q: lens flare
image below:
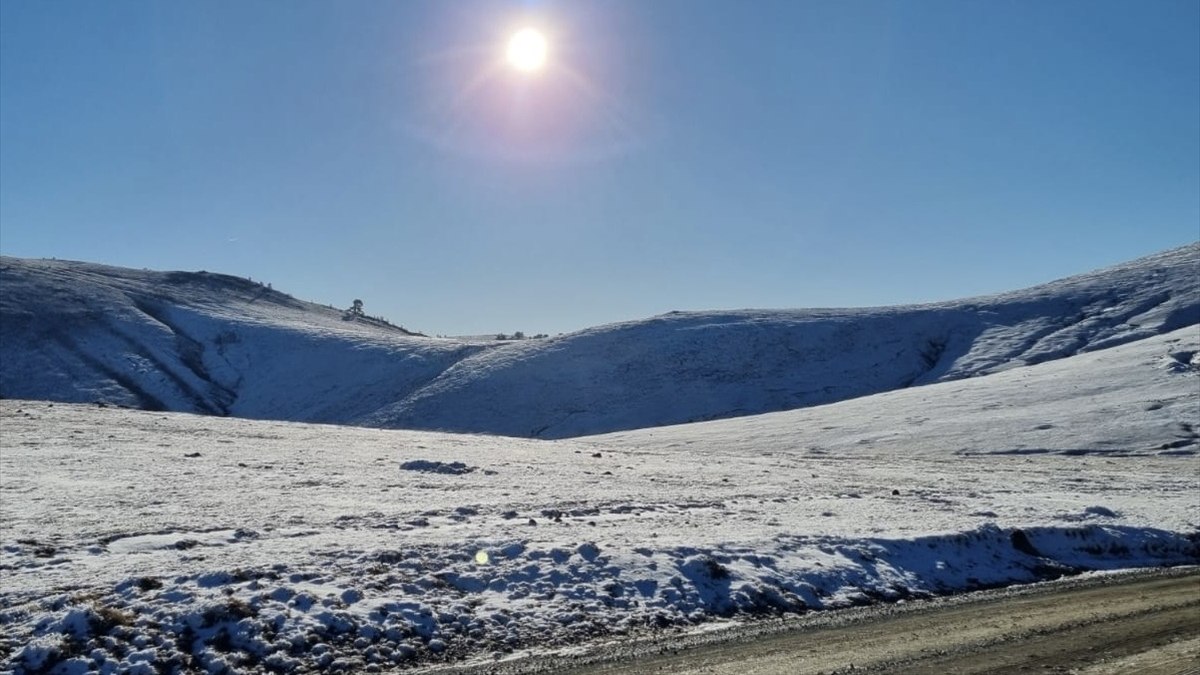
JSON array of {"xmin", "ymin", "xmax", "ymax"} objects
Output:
[
  {"xmin": 507, "ymin": 28, "xmax": 548, "ymax": 72},
  {"xmin": 397, "ymin": 17, "xmax": 644, "ymax": 163}
]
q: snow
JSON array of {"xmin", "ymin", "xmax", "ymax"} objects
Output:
[
  {"xmin": 2, "ymin": 325, "xmax": 1197, "ymax": 673},
  {"xmin": 0, "ymin": 259, "xmax": 493, "ymax": 425},
  {"xmin": 2, "ymin": 244, "xmax": 1197, "ymax": 438},
  {"xmin": 0, "ymin": 245, "xmax": 1196, "ymax": 672}
]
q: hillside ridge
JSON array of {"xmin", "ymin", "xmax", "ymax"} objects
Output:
[{"xmin": 1, "ymin": 244, "xmax": 1196, "ymax": 437}]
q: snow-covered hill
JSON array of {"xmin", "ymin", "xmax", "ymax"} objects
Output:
[
  {"xmin": 0, "ymin": 259, "xmax": 493, "ymax": 424},
  {"xmin": 2, "ymin": 244, "xmax": 1197, "ymax": 437},
  {"xmin": 370, "ymin": 245, "xmax": 1199, "ymax": 437}
]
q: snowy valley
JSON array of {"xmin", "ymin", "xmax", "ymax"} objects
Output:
[{"xmin": 0, "ymin": 245, "xmax": 1197, "ymax": 674}]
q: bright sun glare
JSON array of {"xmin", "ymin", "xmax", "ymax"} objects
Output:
[{"xmin": 507, "ymin": 28, "xmax": 548, "ymax": 72}]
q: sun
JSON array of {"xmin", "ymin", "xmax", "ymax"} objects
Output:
[{"xmin": 506, "ymin": 28, "xmax": 548, "ymax": 72}]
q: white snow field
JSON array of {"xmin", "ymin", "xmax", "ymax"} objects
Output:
[
  {"xmin": 1, "ymin": 324, "xmax": 1198, "ymax": 673},
  {"xmin": 2, "ymin": 244, "xmax": 1198, "ymax": 438}
]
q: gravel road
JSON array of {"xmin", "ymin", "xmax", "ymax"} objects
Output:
[{"xmin": 431, "ymin": 567, "xmax": 1200, "ymax": 675}]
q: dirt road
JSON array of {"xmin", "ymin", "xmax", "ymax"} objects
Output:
[{"xmin": 440, "ymin": 568, "xmax": 1200, "ymax": 675}]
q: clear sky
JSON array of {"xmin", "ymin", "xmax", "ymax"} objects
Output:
[{"xmin": 2, "ymin": 1, "xmax": 1197, "ymax": 335}]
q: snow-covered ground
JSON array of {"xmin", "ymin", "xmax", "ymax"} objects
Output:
[
  {"xmin": 3, "ymin": 244, "xmax": 1197, "ymax": 437},
  {"xmin": 2, "ymin": 326, "xmax": 1197, "ymax": 673}
]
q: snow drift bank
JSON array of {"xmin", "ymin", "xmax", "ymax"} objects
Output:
[
  {"xmin": 2, "ymin": 244, "xmax": 1197, "ymax": 437},
  {"xmin": 6, "ymin": 526, "xmax": 1195, "ymax": 674}
]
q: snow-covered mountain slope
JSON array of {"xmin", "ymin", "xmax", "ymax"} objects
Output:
[
  {"xmin": 0, "ymin": 259, "xmax": 493, "ymax": 424},
  {"xmin": 2, "ymin": 244, "xmax": 1197, "ymax": 437},
  {"xmin": 366, "ymin": 244, "xmax": 1199, "ymax": 437},
  {"xmin": 2, "ymin": 326, "xmax": 1197, "ymax": 672}
]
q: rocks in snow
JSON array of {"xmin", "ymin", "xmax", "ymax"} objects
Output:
[{"xmin": 400, "ymin": 460, "xmax": 476, "ymax": 475}]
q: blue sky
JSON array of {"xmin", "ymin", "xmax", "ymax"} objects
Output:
[{"xmin": 2, "ymin": 0, "xmax": 1197, "ymax": 335}]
